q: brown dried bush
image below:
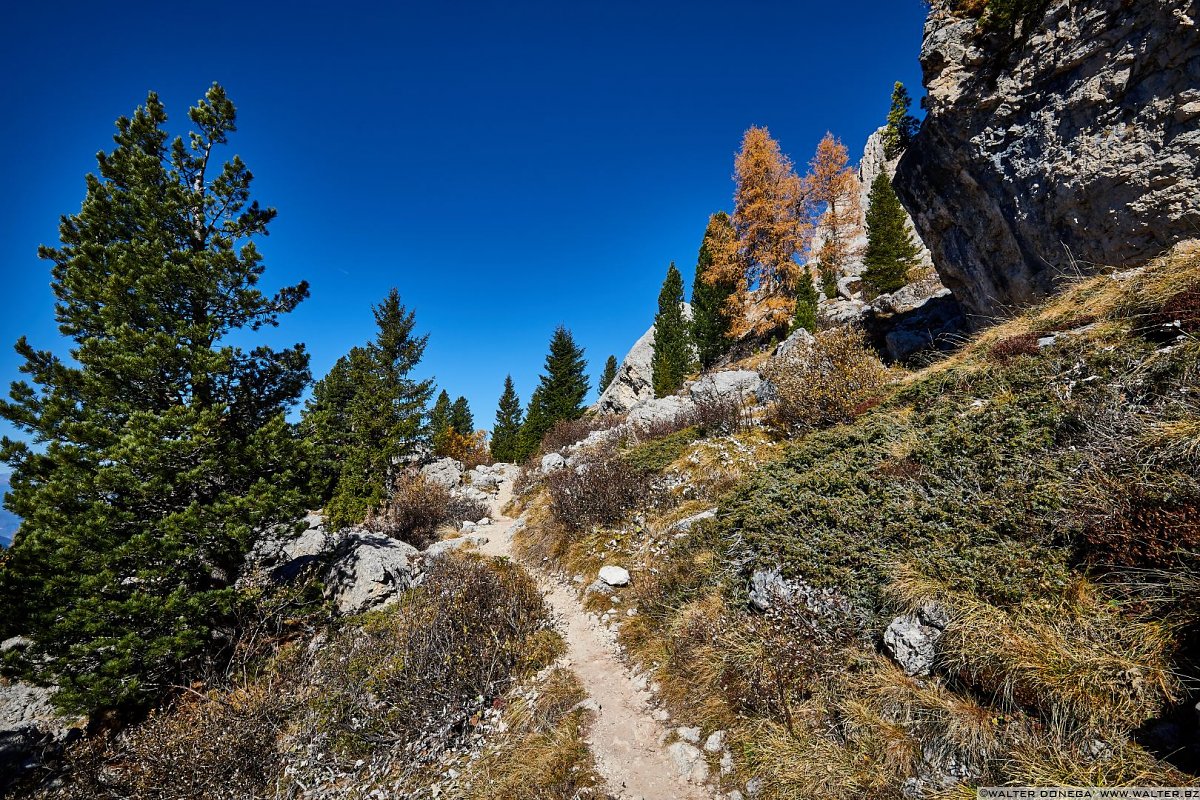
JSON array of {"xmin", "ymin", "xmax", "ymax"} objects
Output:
[
  {"xmin": 365, "ymin": 470, "xmax": 450, "ymax": 548},
  {"xmin": 763, "ymin": 327, "xmax": 891, "ymax": 432},
  {"xmin": 1153, "ymin": 286, "xmax": 1200, "ymax": 335},
  {"xmin": 313, "ymin": 555, "xmax": 550, "ymax": 754},
  {"xmin": 691, "ymin": 392, "xmax": 755, "ymax": 436},
  {"xmin": 544, "ymin": 445, "xmax": 650, "ymax": 530},
  {"xmin": 435, "ymin": 429, "xmax": 492, "ymax": 469},
  {"xmin": 538, "ymin": 414, "xmax": 623, "ymax": 455},
  {"xmin": 988, "ymin": 332, "xmax": 1041, "ymax": 361},
  {"xmin": 445, "ymin": 493, "xmax": 490, "ymax": 525}
]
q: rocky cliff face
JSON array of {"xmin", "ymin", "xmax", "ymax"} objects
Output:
[{"xmin": 896, "ymin": 0, "xmax": 1200, "ymax": 322}]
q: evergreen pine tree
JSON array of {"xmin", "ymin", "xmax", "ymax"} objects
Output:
[
  {"xmin": 517, "ymin": 327, "xmax": 587, "ymax": 455},
  {"xmin": 450, "ymin": 396, "xmax": 474, "ymax": 434},
  {"xmin": 651, "ymin": 262, "xmax": 692, "ymax": 398},
  {"xmin": 862, "ymin": 172, "xmax": 922, "ymax": 296},
  {"xmin": 793, "ymin": 268, "xmax": 820, "ymax": 333},
  {"xmin": 429, "ymin": 390, "xmax": 452, "ymax": 439},
  {"xmin": 690, "ymin": 211, "xmax": 737, "ymax": 368},
  {"xmin": 491, "ymin": 376, "xmax": 523, "ymax": 463},
  {"xmin": 598, "ymin": 355, "xmax": 618, "ymax": 395},
  {"xmin": 882, "ymin": 82, "xmax": 920, "ymax": 159},
  {"xmin": 0, "ymin": 86, "xmax": 311, "ymax": 715},
  {"xmin": 313, "ymin": 289, "xmax": 433, "ymax": 527}
]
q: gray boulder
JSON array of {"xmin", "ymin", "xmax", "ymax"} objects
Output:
[
  {"xmin": 423, "ymin": 534, "xmax": 490, "ymax": 560},
  {"xmin": 540, "ymin": 452, "xmax": 567, "ymax": 474},
  {"xmin": 665, "ymin": 508, "xmax": 717, "ymax": 536},
  {"xmin": 594, "ymin": 305, "xmax": 693, "ymax": 415},
  {"xmin": 466, "ymin": 467, "xmax": 501, "ymax": 492},
  {"xmin": 689, "ymin": 370, "xmax": 763, "ymax": 403},
  {"xmin": 882, "ymin": 610, "xmax": 945, "ymax": 677},
  {"xmin": 421, "ymin": 457, "xmax": 465, "ymax": 489},
  {"xmin": 0, "ymin": 681, "xmax": 78, "ymax": 791},
  {"xmin": 627, "ymin": 395, "xmax": 696, "ymax": 430},
  {"xmin": 748, "ymin": 568, "xmax": 793, "ymax": 612},
  {"xmin": 774, "ymin": 328, "xmax": 816, "ymax": 357},
  {"xmin": 325, "ymin": 532, "xmax": 421, "ymax": 615}
]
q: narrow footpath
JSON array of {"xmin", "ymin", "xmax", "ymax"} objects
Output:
[{"xmin": 473, "ymin": 479, "xmax": 712, "ymax": 800}]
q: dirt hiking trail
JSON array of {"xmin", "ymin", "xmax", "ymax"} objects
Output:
[{"xmin": 474, "ymin": 478, "xmax": 713, "ymax": 800}]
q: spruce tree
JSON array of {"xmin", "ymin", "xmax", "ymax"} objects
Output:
[
  {"xmin": 450, "ymin": 396, "xmax": 474, "ymax": 434},
  {"xmin": 862, "ymin": 172, "xmax": 922, "ymax": 296},
  {"xmin": 598, "ymin": 355, "xmax": 618, "ymax": 395},
  {"xmin": 312, "ymin": 289, "xmax": 433, "ymax": 527},
  {"xmin": 793, "ymin": 269, "xmax": 820, "ymax": 334},
  {"xmin": 690, "ymin": 211, "xmax": 737, "ymax": 369},
  {"xmin": 491, "ymin": 376, "xmax": 523, "ymax": 463},
  {"xmin": 518, "ymin": 327, "xmax": 587, "ymax": 455},
  {"xmin": 0, "ymin": 86, "xmax": 311, "ymax": 715},
  {"xmin": 651, "ymin": 262, "xmax": 692, "ymax": 398},
  {"xmin": 882, "ymin": 82, "xmax": 920, "ymax": 159},
  {"xmin": 429, "ymin": 390, "xmax": 452, "ymax": 439}
]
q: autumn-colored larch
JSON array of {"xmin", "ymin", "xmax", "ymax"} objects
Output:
[
  {"xmin": 711, "ymin": 126, "xmax": 810, "ymax": 337},
  {"xmin": 805, "ymin": 132, "xmax": 862, "ymax": 299}
]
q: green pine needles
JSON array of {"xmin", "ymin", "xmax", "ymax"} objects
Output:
[
  {"xmin": 862, "ymin": 172, "xmax": 922, "ymax": 296},
  {"xmin": 491, "ymin": 376, "xmax": 523, "ymax": 463},
  {"xmin": 304, "ymin": 289, "xmax": 434, "ymax": 529},
  {"xmin": 690, "ymin": 212, "xmax": 737, "ymax": 369},
  {"xmin": 517, "ymin": 326, "xmax": 588, "ymax": 459},
  {"xmin": 0, "ymin": 86, "xmax": 311, "ymax": 716},
  {"xmin": 882, "ymin": 82, "xmax": 920, "ymax": 159},
  {"xmin": 598, "ymin": 355, "xmax": 618, "ymax": 395},
  {"xmin": 793, "ymin": 269, "xmax": 820, "ymax": 333},
  {"xmin": 651, "ymin": 262, "xmax": 693, "ymax": 398}
]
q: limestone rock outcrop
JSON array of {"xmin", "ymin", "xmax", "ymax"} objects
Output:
[
  {"xmin": 896, "ymin": 0, "xmax": 1200, "ymax": 321},
  {"xmin": 594, "ymin": 305, "xmax": 692, "ymax": 415}
]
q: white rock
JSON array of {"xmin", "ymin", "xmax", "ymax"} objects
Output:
[
  {"xmin": 421, "ymin": 457, "xmax": 465, "ymax": 489},
  {"xmin": 705, "ymin": 730, "xmax": 726, "ymax": 752},
  {"xmin": 540, "ymin": 453, "xmax": 567, "ymax": 474},
  {"xmin": 668, "ymin": 741, "xmax": 709, "ymax": 783},
  {"xmin": 690, "ymin": 370, "xmax": 762, "ymax": 403},
  {"xmin": 598, "ymin": 565, "xmax": 630, "ymax": 587},
  {"xmin": 882, "ymin": 614, "xmax": 942, "ymax": 677},
  {"xmin": 677, "ymin": 726, "xmax": 701, "ymax": 744},
  {"xmin": 325, "ymin": 533, "xmax": 420, "ymax": 615}
]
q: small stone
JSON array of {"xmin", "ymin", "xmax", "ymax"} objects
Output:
[
  {"xmin": 598, "ymin": 565, "xmax": 630, "ymax": 586},
  {"xmin": 721, "ymin": 750, "xmax": 734, "ymax": 775},
  {"xmin": 705, "ymin": 730, "xmax": 726, "ymax": 752},
  {"xmin": 668, "ymin": 741, "xmax": 709, "ymax": 782},
  {"xmin": 746, "ymin": 777, "xmax": 764, "ymax": 797},
  {"xmin": 677, "ymin": 726, "xmax": 701, "ymax": 744}
]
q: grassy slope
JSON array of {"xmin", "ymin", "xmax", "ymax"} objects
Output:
[{"xmin": 520, "ymin": 243, "xmax": 1200, "ymax": 796}]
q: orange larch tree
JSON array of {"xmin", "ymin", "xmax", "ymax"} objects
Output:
[
  {"xmin": 712, "ymin": 126, "xmax": 811, "ymax": 337},
  {"xmin": 805, "ymin": 132, "xmax": 862, "ymax": 300}
]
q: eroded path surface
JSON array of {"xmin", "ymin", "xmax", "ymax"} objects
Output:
[{"xmin": 473, "ymin": 479, "xmax": 712, "ymax": 800}]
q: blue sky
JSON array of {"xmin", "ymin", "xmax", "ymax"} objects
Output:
[{"xmin": 0, "ymin": 1, "xmax": 927, "ymax": 440}]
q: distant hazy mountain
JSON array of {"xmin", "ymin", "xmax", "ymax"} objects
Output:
[{"xmin": 0, "ymin": 474, "xmax": 19, "ymax": 547}]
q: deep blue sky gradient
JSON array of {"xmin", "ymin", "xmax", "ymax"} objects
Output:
[{"xmin": 0, "ymin": 1, "xmax": 928, "ymax": 441}]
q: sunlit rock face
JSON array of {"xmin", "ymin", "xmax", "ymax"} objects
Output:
[{"xmin": 896, "ymin": 0, "xmax": 1200, "ymax": 322}]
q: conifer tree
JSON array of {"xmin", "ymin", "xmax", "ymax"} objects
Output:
[
  {"xmin": 450, "ymin": 396, "xmax": 474, "ymax": 434},
  {"xmin": 706, "ymin": 127, "xmax": 809, "ymax": 337},
  {"xmin": 804, "ymin": 133, "xmax": 861, "ymax": 300},
  {"xmin": 429, "ymin": 390, "xmax": 452, "ymax": 439},
  {"xmin": 793, "ymin": 268, "xmax": 820, "ymax": 333},
  {"xmin": 691, "ymin": 211, "xmax": 737, "ymax": 368},
  {"xmin": 491, "ymin": 376, "xmax": 523, "ymax": 462},
  {"xmin": 598, "ymin": 355, "xmax": 618, "ymax": 395},
  {"xmin": 862, "ymin": 172, "xmax": 922, "ymax": 296},
  {"xmin": 310, "ymin": 289, "xmax": 433, "ymax": 527},
  {"xmin": 0, "ymin": 86, "xmax": 311, "ymax": 715},
  {"xmin": 517, "ymin": 327, "xmax": 587, "ymax": 456},
  {"xmin": 882, "ymin": 82, "xmax": 920, "ymax": 159},
  {"xmin": 651, "ymin": 262, "xmax": 692, "ymax": 398}
]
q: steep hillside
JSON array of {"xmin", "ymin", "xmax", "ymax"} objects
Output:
[
  {"xmin": 510, "ymin": 242, "xmax": 1200, "ymax": 796},
  {"xmin": 897, "ymin": 0, "xmax": 1200, "ymax": 320}
]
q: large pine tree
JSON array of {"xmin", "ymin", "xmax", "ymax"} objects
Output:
[
  {"xmin": 491, "ymin": 376, "xmax": 523, "ymax": 463},
  {"xmin": 517, "ymin": 327, "xmax": 587, "ymax": 457},
  {"xmin": 0, "ymin": 86, "xmax": 311, "ymax": 715},
  {"xmin": 862, "ymin": 172, "xmax": 921, "ymax": 296},
  {"xmin": 597, "ymin": 355, "xmax": 618, "ymax": 395},
  {"xmin": 306, "ymin": 289, "xmax": 433, "ymax": 527},
  {"xmin": 450, "ymin": 396, "xmax": 474, "ymax": 434},
  {"xmin": 691, "ymin": 212, "xmax": 737, "ymax": 369},
  {"xmin": 429, "ymin": 390, "xmax": 452, "ymax": 440},
  {"xmin": 651, "ymin": 263, "xmax": 692, "ymax": 398}
]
